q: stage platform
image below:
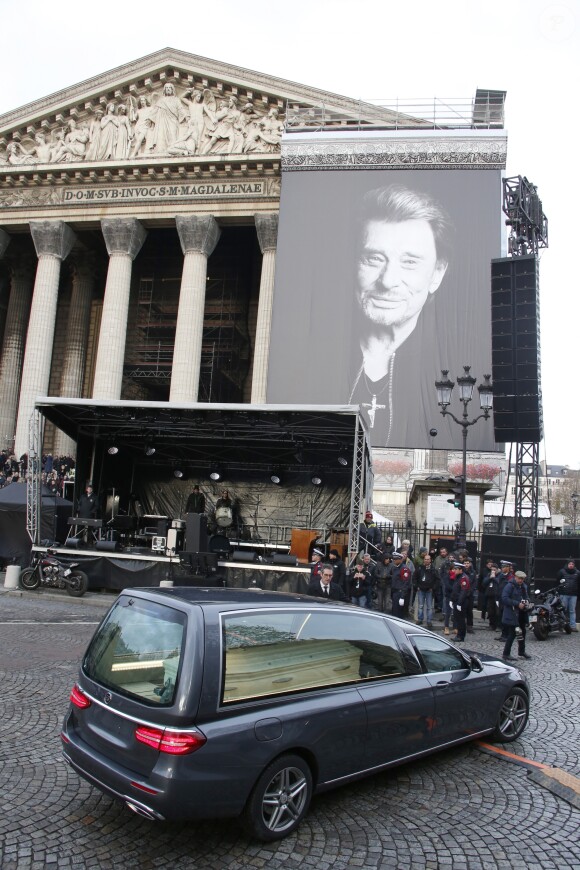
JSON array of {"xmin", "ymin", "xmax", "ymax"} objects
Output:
[{"xmin": 32, "ymin": 545, "xmax": 311, "ymax": 593}]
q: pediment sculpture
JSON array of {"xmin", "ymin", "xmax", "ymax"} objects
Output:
[{"xmin": 0, "ymin": 82, "xmax": 285, "ymax": 167}]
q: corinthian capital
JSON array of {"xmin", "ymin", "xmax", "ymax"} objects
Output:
[
  {"xmin": 255, "ymin": 213, "xmax": 278, "ymax": 253},
  {"xmin": 30, "ymin": 220, "xmax": 76, "ymax": 260},
  {"xmin": 175, "ymin": 215, "xmax": 221, "ymax": 257},
  {"xmin": 101, "ymin": 218, "xmax": 147, "ymax": 259}
]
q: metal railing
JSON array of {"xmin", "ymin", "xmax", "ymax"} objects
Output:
[{"xmin": 285, "ymin": 93, "xmax": 505, "ymax": 133}]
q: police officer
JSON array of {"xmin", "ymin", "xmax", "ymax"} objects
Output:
[{"xmin": 450, "ymin": 561, "xmax": 470, "ymax": 643}]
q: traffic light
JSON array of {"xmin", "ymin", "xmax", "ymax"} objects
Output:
[{"xmin": 447, "ymin": 477, "xmax": 463, "ymax": 509}]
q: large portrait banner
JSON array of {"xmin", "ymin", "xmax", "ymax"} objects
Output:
[{"xmin": 267, "ymin": 166, "xmax": 503, "ymax": 451}]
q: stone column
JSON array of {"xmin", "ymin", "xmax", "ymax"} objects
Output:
[
  {"xmin": 169, "ymin": 215, "xmax": 221, "ymax": 402},
  {"xmin": 13, "ymin": 221, "xmax": 76, "ymax": 458},
  {"xmin": 92, "ymin": 218, "xmax": 146, "ymax": 400},
  {"xmin": 251, "ymin": 214, "xmax": 278, "ymax": 404},
  {"xmin": 53, "ymin": 257, "xmax": 96, "ymax": 458},
  {"xmin": 0, "ymin": 229, "xmax": 9, "ymax": 261},
  {"xmin": 0, "ymin": 229, "xmax": 11, "ymax": 359},
  {"xmin": 0, "ymin": 261, "xmax": 34, "ymax": 450}
]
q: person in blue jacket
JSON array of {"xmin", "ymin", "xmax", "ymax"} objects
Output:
[{"xmin": 501, "ymin": 570, "xmax": 532, "ymax": 661}]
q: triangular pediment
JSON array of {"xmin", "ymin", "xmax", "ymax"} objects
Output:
[{"xmin": 0, "ymin": 48, "xmax": 403, "ymax": 170}]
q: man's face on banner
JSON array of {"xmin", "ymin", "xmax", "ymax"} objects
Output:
[{"xmin": 356, "ymin": 218, "xmax": 448, "ymax": 329}]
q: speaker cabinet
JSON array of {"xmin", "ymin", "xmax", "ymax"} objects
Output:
[
  {"xmin": 491, "ymin": 256, "xmax": 543, "ymax": 443},
  {"xmin": 95, "ymin": 540, "xmax": 120, "ymax": 552},
  {"xmin": 271, "ymin": 553, "xmax": 298, "ymax": 566},
  {"xmin": 184, "ymin": 513, "xmax": 208, "ymax": 553},
  {"xmin": 231, "ymin": 550, "xmax": 257, "ymax": 563},
  {"xmin": 65, "ymin": 537, "xmax": 83, "ymax": 549},
  {"xmin": 480, "ymin": 533, "xmax": 529, "ymax": 568}
]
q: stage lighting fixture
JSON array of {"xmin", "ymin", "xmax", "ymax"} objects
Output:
[
  {"xmin": 209, "ymin": 467, "xmax": 222, "ymax": 481},
  {"xmin": 270, "ymin": 470, "xmax": 282, "ymax": 485},
  {"xmin": 107, "ymin": 445, "xmax": 119, "ymax": 455},
  {"xmin": 311, "ymin": 472, "xmax": 323, "ymax": 486},
  {"xmin": 173, "ymin": 467, "xmax": 184, "ymax": 479},
  {"xmin": 144, "ymin": 444, "xmax": 156, "ymax": 456},
  {"xmin": 337, "ymin": 452, "xmax": 349, "ymax": 467}
]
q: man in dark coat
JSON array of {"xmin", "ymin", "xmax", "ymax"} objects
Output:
[
  {"xmin": 412, "ymin": 553, "xmax": 440, "ymax": 629},
  {"xmin": 307, "ymin": 564, "xmax": 346, "ymax": 600},
  {"xmin": 185, "ymin": 485, "xmax": 206, "ymax": 514},
  {"xmin": 328, "ymin": 548, "xmax": 347, "ymax": 596},
  {"xmin": 556, "ymin": 560, "xmax": 579, "ymax": 631},
  {"xmin": 77, "ymin": 483, "xmax": 99, "ymax": 518},
  {"xmin": 497, "ymin": 560, "xmax": 515, "ymax": 642},
  {"xmin": 373, "ymin": 554, "xmax": 393, "ymax": 613},
  {"xmin": 501, "ymin": 570, "xmax": 532, "ymax": 661},
  {"xmin": 359, "ymin": 511, "xmax": 381, "ymax": 554}
]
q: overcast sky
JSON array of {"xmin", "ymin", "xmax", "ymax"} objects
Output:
[{"xmin": 1, "ymin": 0, "xmax": 577, "ymax": 467}]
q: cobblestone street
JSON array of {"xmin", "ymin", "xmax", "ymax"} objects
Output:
[{"xmin": 1, "ymin": 586, "xmax": 579, "ymax": 870}]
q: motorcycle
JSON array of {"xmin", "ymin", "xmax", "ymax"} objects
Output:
[
  {"xmin": 19, "ymin": 548, "xmax": 89, "ymax": 597},
  {"xmin": 529, "ymin": 579, "xmax": 572, "ymax": 640}
]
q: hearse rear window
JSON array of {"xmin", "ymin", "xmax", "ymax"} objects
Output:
[
  {"xmin": 221, "ymin": 609, "xmax": 406, "ymax": 703},
  {"xmin": 83, "ymin": 597, "xmax": 186, "ymax": 705}
]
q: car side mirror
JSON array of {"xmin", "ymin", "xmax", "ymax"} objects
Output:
[{"xmin": 469, "ymin": 654, "xmax": 483, "ymax": 673}]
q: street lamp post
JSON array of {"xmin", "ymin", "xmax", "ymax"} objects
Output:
[
  {"xmin": 435, "ymin": 366, "xmax": 493, "ymax": 548},
  {"xmin": 572, "ymin": 492, "xmax": 579, "ymax": 532}
]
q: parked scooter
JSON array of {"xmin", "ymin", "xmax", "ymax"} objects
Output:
[
  {"xmin": 529, "ymin": 579, "xmax": 572, "ymax": 640},
  {"xmin": 19, "ymin": 548, "xmax": 88, "ymax": 597}
]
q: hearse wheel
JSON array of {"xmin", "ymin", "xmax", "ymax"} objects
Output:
[{"xmin": 241, "ymin": 753, "xmax": 313, "ymax": 841}]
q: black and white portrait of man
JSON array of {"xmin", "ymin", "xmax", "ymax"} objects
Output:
[
  {"xmin": 267, "ymin": 168, "xmax": 502, "ymax": 451},
  {"xmin": 348, "ymin": 184, "xmax": 452, "ymax": 444}
]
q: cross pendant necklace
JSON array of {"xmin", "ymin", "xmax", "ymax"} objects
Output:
[{"xmin": 362, "ymin": 394, "xmax": 386, "ymax": 427}]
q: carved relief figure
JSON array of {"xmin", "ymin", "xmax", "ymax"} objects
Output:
[
  {"xmin": 203, "ymin": 96, "xmax": 244, "ymax": 155},
  {"xmin": 33, "ymin": 131, "xmax": 55, "ymax": 163},
  {"xmin": 52, "ymin": 119, "xmax": 89, "ymax": 163},
  {"xmin": 244, "ymin": 107, "xmax": 283, "ymax": 153},
  {"xmin": 115, "ymin": 104, "xmax": 133, "ymax": 160},
  {"xmin": 86, "ymin": 108, "xmax": 105, "ymax": 161},
  {"xmin": 167, "ymin": 90, "xmax": 201, "ymax": 156},
  {"xmin": 5, "ymin": 142, "xmax": 36, "ymax": 165},
  {"xmin": 98, "ymin": 102, "xmax": 119, "ymax": 160},
  {"xmin": 129, "ymin": 96, "xmax": 153, "ymax": 158},
  {"xmin": 148, "ymin": 82, "xmax": 188, "ymax": 154}
]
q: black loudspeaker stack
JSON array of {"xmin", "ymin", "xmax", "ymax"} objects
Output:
[
  {"xmin": 184, "ymin": 513, "xmax": 208, "ymax": 553},
  {"xmin": 491, "ymin": 255, "xmax": 543, "ymax": 443},
  {"xmin": 231, "ymin": 550, "xmax": 257, "ymax": 563},
  {"xmin": 96, "ymin": 540, "xmax": 120, "ymax": 552},
  {"xmin": 271, "ymin": 553, "xmax": 298, "ymax": 567}
]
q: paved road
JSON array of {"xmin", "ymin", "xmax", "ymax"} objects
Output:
[{"xmin": 1, "ymin": 587, "xmax": 579, "ymax": 869}]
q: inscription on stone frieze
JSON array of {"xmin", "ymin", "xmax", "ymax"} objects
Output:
[
  {"xmin": 0, "ymin": 179, "xmax": 278, "ymax": 210},
  {"xmin": 64, "ymin": 181, "xmax": 266, "ymax": 202}
]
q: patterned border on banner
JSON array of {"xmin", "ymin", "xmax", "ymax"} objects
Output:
[{"xmin": 282, "ymin": 136, "xmax": 507, "ymax": 171}]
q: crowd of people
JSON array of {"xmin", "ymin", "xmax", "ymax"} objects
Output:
[
  {"xmin": 306, "ymin": 511, "xmax": 579, "ymax": 663},
  {"xmin": 0, "ymin": 451, "xmax": 76, "ymax": 494}
]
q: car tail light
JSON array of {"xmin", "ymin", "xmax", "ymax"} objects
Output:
[
  {"xmin": 70, "ymin": 684, "xmax": 91, "ymax": 709},
  {"xmin": 134, "ymin": 725, "xmax": 206, "ymax": 755}
]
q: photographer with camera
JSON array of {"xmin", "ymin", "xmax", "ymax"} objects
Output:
[
  {"xmin": 501, "ymin": 570, "xmax": 533, "ymax": 661},
  {"xmin": 349, "ymin": 560, "xmax": 373, "ymax": 608}
]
